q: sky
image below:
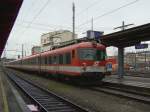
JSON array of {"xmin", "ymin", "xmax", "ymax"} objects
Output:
[{"xmin": 3, "ymin": 0, "xmax": 150, "ymax": 59}]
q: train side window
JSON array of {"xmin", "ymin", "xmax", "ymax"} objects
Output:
[
  {"xmin": 38, "ymin": 56, "xmax": 41, "ymax": 64},
  {"xmin": 48, "ymin": 56, "xmax": 52, "ymax": 64},
  {"xmin": 29, "ymin": 59, "xmax": 30, "ymax": 65},
  {"xmin": 66, "ymin": 53, "xmax": 71, "ymax": 64},
  {"xmin": 45, "ymin": 56, "xmax": 47, "ymax": 64},
  {"xmin": 59, "ymin": 54, "xmax": 63, "ymax": 64},
  {"xmin": 34, "ymin": 58, "xmax": 35, "ymax": 64},
  {"xmin": 72, "ymin": 50, "xmax": 75, "ymax": 58},
  {"xmin": 63, "ymin": 54, "xmax": 66, "ymax": 64},
  {"xmin": 56, "ymin": 55, "xmax": 59, "ymax": 64},
  {"xmin": 35, "ymin": 58, "xmax": 37, "ymax": 64},
  {"xmin": 30, "ymin": 59, "xmax": 31, "ymax": 65},
  {"xmin": 52, "ymin": 56, "xmax": 56, "ymax": 64},
  {"xmin": 30, "ymin": 59, "xmax": 31, "ymax": 64},
  {"xmin": 43, "ymin": 57, "xmax": 45, "ymax": 65},
  {"xmin": 41, "ymin": 57, "xmax": 43, "ymax": 64},
  {"xmin": 27, "ymin": 59, "xmax": 28, "ymax": 65},
  {"xmin": 33, "ymin": 58, "xmax": 36, "ymax": 65},
  {"xmin": 31, "ymin": 58, "xmax": 33, "ymax": 64},
  {"xmin": 32, "ymin": 58, "xmax": 34, "ymax": 64}
]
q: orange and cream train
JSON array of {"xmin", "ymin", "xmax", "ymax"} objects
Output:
[{"xmin": 4, "ymin": 42, "xmax": 112, "ymax": 80}]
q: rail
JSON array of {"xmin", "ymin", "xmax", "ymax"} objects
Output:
[
  {"xmin": 88, "ymin": 82, "xmax": 150, "ymax": 104},
  {"xmin": 6, "ymin": 71, "xmax": 90, "ymax": 112}
]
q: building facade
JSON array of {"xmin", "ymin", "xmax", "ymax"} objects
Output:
[
  {"xmin": 41, "ymin": 30, "xmax": 77, "ymax": 52},
  {"xmin": 31, "ymin": 46, "xmax": 41, "ymax": 55}
]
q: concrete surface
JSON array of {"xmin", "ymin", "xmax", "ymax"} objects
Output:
[{"xmin": 104, "ymin": 75, "xmax": 150, "ymax": 88}]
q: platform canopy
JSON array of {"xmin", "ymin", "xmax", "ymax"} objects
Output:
[
  {"xmin": 101, "ymin": 23, "xmax": 150, "ymax": 47},
  {"xmin": 0, "ymin": 0, "xmax": 23, "ymax": 57}
]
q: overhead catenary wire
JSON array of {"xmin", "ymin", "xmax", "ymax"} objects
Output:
[
  {"xmin": 14, "ymin": 0, "xmax": 40, "ymax": 37},
  {"xmin": 20, "ymin": 0, "xmax": 39, "ymax": 20},
  {"xmin": 63, "ymin": 0, "xmax": 104, "ymax": 24},
  {"xmin": 78, "ymin": 0, "xmax": 140, "ymax": 28},
  {"xmin": 19, "ymin": 0, "xmax": 51, "ymax": 37},
  {"xmin": 17, "ymin": 20, "xmax": 72, "ymax": 30},
  {"xmin": 76, "ymin": 0, "xmax": 104, "ymax": 16}
]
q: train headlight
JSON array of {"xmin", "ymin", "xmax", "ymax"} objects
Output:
[{"xmin": 93, "ymin": 61, "xmax": 99, "ymax": 66}]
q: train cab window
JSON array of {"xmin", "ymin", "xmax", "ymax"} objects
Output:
[
  {"xmin": 59, "ymin": 54, "xmax": 63, "ymax": 64},
  {"xmin": 72, "ymin": 50, "xmax": 75, "ymax": 58},
  {"xmin": 97, "ymin": 50, "xmax": 106, "ymax": 61},
  {"xmin": 78, "ymin": 48, "xmax": 96, "ymax": 60},
  {"xmin": 78, "ymin": 48, "xmax": 106, "ymax": 61}
]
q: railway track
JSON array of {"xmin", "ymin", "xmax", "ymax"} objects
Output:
[
  {"xmin": 89, "ymin": 82, "xmax": 150, "ymax": 104},
  {"xmin": 6, "ymin": 71, "xmax": 90, "ymax": 112}
]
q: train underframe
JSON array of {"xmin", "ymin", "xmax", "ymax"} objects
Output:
[{"xmin": 6, "ymin": 66, "xmax": 106, "ymax": 85}]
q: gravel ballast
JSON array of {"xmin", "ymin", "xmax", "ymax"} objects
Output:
[{"xmin": 9, "ymin": 69, "xmax": 150, "ymax": 112}]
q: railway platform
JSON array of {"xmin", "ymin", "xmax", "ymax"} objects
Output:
[
  {"xmin": 104, "ymin": 74, "xmax": 150, "ymax": 89},
  {"xmin": 0, "ymin": 67, "xmax": 31, "ymax": 112}
]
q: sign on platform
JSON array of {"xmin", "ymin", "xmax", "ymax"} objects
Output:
[{"xmin": 135, "ymin": 43, "xmax": 148, "ymax": 49}]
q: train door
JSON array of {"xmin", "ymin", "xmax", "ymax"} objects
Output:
[{"xmin": 71, "ymin": 50, "xmax": 75, "ymax": 65}]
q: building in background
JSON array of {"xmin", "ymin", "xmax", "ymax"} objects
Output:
[
  {"xmin": 41, "ymin": 30, "xmax": 77, "ymax": 52},
  {"xmin": 107, "ymin": 51, "xmax": 150, "ymax": 72},
  {"xmin": 31, "ymin": 46, "xmax": 41, "ymax": 55},
  {"xmin": 125, "ymin": 51, "xmax": 150, "ymax": 70}
]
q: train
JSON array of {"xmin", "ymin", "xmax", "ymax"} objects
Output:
[{"xmin": 4, "ymin": 41, "xmax": 112, "ymax": 81}]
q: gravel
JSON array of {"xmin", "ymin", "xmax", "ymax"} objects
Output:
[{"xmin": 10, "ymin": 69, "xmax": 150, "ymax": 112}]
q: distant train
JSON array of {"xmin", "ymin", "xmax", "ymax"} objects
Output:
[{"xmin": 4, "ymin": 42, "xmax": 112, "ymax": 81}]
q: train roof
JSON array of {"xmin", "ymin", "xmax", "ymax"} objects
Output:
[
  {"xmin": 41, "ymin": 41, "xmax": 105, "ymax": 56},
  {"xmin": 7, "ymin": 42, "xmax": 105, "ymax": 63}
]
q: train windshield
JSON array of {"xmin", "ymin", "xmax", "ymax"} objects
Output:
[{"xmin": 78, "ymin": 48, "xmax": 106, "ymax": 61}]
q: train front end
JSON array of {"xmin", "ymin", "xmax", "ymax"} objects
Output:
[{"xmin": 77, "ymin": 42, "xmax": 112, "ymax": 80}]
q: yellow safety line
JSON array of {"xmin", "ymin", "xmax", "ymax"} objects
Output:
[{"xmin": 0, "ymin": 71, "xmax": 9, "ymax": 112}]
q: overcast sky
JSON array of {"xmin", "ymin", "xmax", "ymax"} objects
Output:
[{"xmin": 3, "ymin": 0, "xmax": 150, "ymax": 58}]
